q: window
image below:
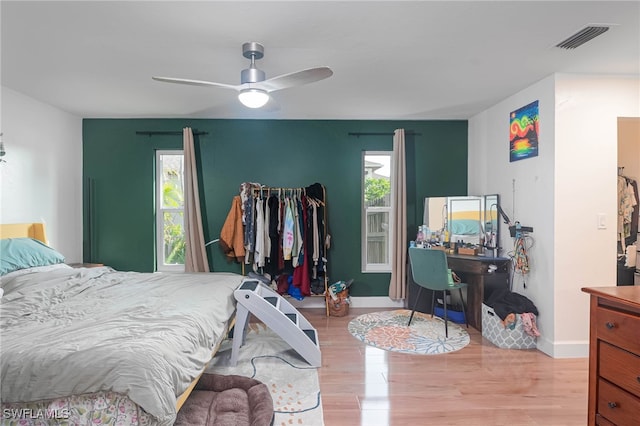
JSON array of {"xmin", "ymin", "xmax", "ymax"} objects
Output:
[
  {"xmin": 362, "ymin": 151, "xmax": 393, "ymax": 272},
  {"xmin": 156, "ymin": 150, "xmax": 185, "ymax": 272}
]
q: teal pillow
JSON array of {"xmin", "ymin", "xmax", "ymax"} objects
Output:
[{"xmin": 0, "ymin": 238, "xmax": 65, "ymax": 276}]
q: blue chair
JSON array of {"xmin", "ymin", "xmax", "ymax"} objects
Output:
[{"xmin": 408, "ymin": 247, "xmax": 469, "ymax": 338}]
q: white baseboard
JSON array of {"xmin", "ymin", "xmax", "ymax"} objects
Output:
[
  {"xmin": 536, "ymin": 337, "xmax": 589, "ymax": 358},
  {"xmin": 288, "ymin": 297, "xmax": 326, "ymax": 309},
  {"xmin": 350, "ymin": 297, "xmax": 405, "ymax": 308},
  {"xmin": 289, "ymin": 296, "xmax": 405, "ymax": 310}
]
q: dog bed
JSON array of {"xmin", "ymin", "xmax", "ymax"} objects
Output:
[{"xmin": 174, "ymin": 374, "xmax": 274, "ymax": 426}]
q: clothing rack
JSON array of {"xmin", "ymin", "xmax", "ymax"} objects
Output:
[
  {"xmin": 250, "ymin": 186, "xmax": 308, "ymax": 195},
  {"xmin": 226, "ymin": 182, "xmax": 331, "ymax": 315},
  {"xmin": 249, "ymin": 185, "xmax": 326, "ymax": 207}
]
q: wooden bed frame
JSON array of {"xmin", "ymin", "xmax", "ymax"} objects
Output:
[
  {"xmin": 0, "ymin": 222, "xmax": 230, "ymax": 413},
  {"xmin": 0, "ymin": 222, "xmax": 48, "ymax": 243}
]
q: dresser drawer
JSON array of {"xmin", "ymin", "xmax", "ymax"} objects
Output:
[
  {"xmin": 599, "ymin": 341, "xmax": 640, "ymax": 399},
  {"xmin": 595, "ymin": 306, "xmax": 640, "ymax": 355},
  {"xmin": 595, "ymin": 414, "xmax": 615, "ymax": 426},
  {"xmin": 597, "ymin": 379, "xmax": 640, "ymax": 425}
]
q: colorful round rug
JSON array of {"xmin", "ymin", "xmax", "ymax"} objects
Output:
[{"xmin": 348, "ymin": 309, "xmax": 470, "ymax": 355}]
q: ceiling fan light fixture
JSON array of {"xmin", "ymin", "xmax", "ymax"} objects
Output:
[
  {"xmin": 238, "ymin": 89, "xmax": 269, "ymax": 108},
  {"xmin": 153, "ymin": 42, "xmax": 332, "ymax": 110}
]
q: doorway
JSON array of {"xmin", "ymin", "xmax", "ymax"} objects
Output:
[{"xmin": 617, "ymin": 117, "xmax": 640, "ymax": 285}]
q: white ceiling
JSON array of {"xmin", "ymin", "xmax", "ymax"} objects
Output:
[{"xmin": 2, "ymin": 1, "xmax": 639, "ymax": 120}]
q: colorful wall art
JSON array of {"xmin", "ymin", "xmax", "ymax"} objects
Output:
[{"xmin": 510, "ymin": 100, "xmax": 539, "ymax": 162}]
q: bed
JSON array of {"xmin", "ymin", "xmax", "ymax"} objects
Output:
[{"xmin": 0, "ymin": 223, "xmax": 244, "ymax": 425}]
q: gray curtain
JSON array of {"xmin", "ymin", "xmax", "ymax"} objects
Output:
[
  {"xmin": 183, "ymin": 127, "xmax": 210, "ymax": 272},
  {"xmin": 388, "ymin": 129, "xmax": 406, "ymax": 299}
]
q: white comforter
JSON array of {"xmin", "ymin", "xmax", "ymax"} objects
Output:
[{"xmin": 0, "ymin": 265, "xmax": 243, "ymax": 425}]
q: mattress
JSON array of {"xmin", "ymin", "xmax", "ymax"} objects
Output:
[{"xmin": 0, "ymin": 264, "xmax": 244, "ymax": 425}]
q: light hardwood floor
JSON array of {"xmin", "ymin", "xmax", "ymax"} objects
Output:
[{"xmin": 299, "ymin": 307, "xmax": 588, "ymax": 426}]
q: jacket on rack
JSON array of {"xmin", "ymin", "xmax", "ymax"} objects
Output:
[{"xmin": 220, "ymin": 195, "xmax": 246, "ymax": 262}]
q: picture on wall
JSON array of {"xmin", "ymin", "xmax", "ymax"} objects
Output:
[{"xmin": 509, "ymin": 100, "xmax": 539, "ymax": 162}]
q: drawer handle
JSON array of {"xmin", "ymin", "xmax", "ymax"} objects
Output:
[
  {"xmin": 607, "ymin": 402, "xmax": 617, "ymax": 409},
  {"xmin": 637, "ymin": 376, "xmax": 640, "ymax": 384},
  {"xmin": 605, "ymin": 322, "xmax": 616, "ymax": 330}
]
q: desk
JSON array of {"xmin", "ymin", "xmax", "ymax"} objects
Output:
[{"xmin": 406, "ymin": 253, "xmax": 511, "ymax": 331}]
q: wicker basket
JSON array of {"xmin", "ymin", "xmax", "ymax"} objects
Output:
[{"xmin": 326, "ymin": 290, "xmax": 350, "ymax": 317}]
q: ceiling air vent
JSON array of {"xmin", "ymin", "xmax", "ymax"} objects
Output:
[{"xmin": 555, "ymin": 25, "xmax": 610, "ymax": 49}]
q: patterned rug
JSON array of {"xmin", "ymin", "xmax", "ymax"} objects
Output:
[
  {"xmin": 206, "ymin": 323, "xmax": 323, "ymax": 426},
  {"xmin": 348, "ymin": 309, "xmax": 470, "ymax": 355}
]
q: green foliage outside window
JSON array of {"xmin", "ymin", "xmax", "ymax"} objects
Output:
[
  {"xmin": 364, "ymin": 177, "xmax": 390, "ymax": 203},
  {"xmin": 163, "ymin": 168, "xmax": 185, "ymax": 265}
]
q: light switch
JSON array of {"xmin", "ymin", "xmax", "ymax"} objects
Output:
[{"xmin": 597, "ymin": 214, "xmax": 606, "ymax": 229}]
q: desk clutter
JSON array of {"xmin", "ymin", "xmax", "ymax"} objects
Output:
[{"xmin": 411, "ymin": 225, "xmax": 484, "ymax": 256}]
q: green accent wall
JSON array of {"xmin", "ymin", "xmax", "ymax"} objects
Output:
[{"xmin": 83, "ymin": 119, "xmax": 468, "ymax": 296}]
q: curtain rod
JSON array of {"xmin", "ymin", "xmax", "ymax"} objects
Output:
[
  {"xmin": 136, "ymin": 131, "xmax": 209, "ymax": 136},
  {"xmin": 348, "ymin": 131, "xmax": 421, "ymax": 137}
]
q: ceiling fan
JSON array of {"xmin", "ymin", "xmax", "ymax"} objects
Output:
[{"xmin": 152, "ymin": 42, "xmax": 333, "ymax": 109}]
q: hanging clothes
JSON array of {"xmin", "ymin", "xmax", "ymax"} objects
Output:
[
  {"xmin": 266, "ymin": 194, "xmax": 280, "ymax": 276},
  {"xmin": 306, "ymin": 182, "xmax": 327, "ymax": 277},
  {"xmin": 254, "ymin": 195, "xmax": 265, "ymax": 269},
  {"xmin": 242, "ymin": 190, "xmax": 256, "ymax": 264},
  {"xmin": 618, "ymin": 175, "xmax": 638, "ymax": 244},
  {"xmin": 311, "ymin": 200, "xmax": 320, "ymax": 269},
  {"xmin": 263, "ymin": 196, "xmax": 271, "ymax": 265},
  {"xmin": 292, "ymin": 194, "xmax": 311, "ymax": 296},
  {"xmin": 283, "ymin": 197, "xmax": 294, "ymax": 260},
  {"xmin": 226, "ymin": 182, "xmax": 329, "ymax": 297},
  {"xmin": 219, "ymin": 196, "xmax": 246, "ymax": 262},
  {"xmin": 239, "ymin": 182, "xmax": 252, "ymax": 224},
  {"xmin": 628, "ymin": 178, "xmax": 639, "ymax": 245},
  {"xmin": 278, "ymin": 195, "xmax": 286, "ymax": 272},
  {"xmin": 292, "ymin": 195, "xmax": 303, "ymax": 268},
  {"xmin": 291, "ymin": 194, "xmax": 302, "ymax": 267}
]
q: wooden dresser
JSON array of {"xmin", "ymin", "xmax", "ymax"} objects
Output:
[{"xmin": 581, "ymin": 286, "xmax": 640, "ymax": 426}]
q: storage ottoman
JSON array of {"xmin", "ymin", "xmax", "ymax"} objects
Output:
[{"xmin": 481, "ymin": 303, "xmax": 537, "ymax": 349}]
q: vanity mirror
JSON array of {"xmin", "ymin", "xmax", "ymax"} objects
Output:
[{"xmin": 422, "ymin": 194, "xmax": 501, "ymax": 256}]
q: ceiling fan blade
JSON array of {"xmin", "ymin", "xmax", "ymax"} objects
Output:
[
  {"xmin": 252, "ymin": 67, "xmax": 333, "ymax": 93},
  {"xmin": 152, "ymin": 76, "xmax": 239, "ymax": 91}
]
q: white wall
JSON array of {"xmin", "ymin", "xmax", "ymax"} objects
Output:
[
  {"xmin": 469, "ymin": 74, "xmax": 640, "ymax": 358},
  {"xmin": 0, "ymin": 86, "xmax": 83, "ymax": 262},
  {"xmin": 554, "ymin": 74, "xmax": 640, "ymax": 355},
  {"xmin": 468, "ymin": 75, "xmax": 557, "ymax": 355}
]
